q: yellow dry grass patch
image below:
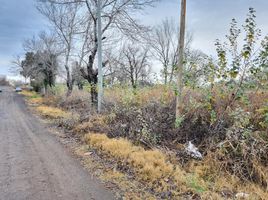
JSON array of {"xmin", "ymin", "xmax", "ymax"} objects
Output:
[
  {"xmin": 36, "ymin": 106, "xmax": 70, "ymax": 119},
  {"xmin": 200, "ymin": 192, "xmax": 223, "ymax": 200},
  {"xmin": 73, "ymin": 115, "xmax": 108, "ymax": 134},
  {"xmin": 20, "ymin": 90, "xmax": 34, "ymax": 96},
  {"xmin": 84, "ymin": 133, "xmax": 186, "ymax": 188},
  {"xmin": 21, "ymin": 90, "xmax": 42, "ymax": 101},
  {"xmin": 28, "ymin": 97, "xmax": 43, "ymax": 105},
  {"xmin": 21, "ymin": 91, "xmax": 44, "ymax": 105},
  {"xmin": 20, "ymin": 90, "xmax": 39, "ymax": 97},
  {"xmin": 74, "ymin": 121, "xmax": 93, "ymax": 134},
  {"xmin": 75, "ymin": 144, "xmax": 157, "ymax": 199},
  {"xmin": 188, "ymin": 153, "xmax": 268, "ymax": 199},
  {"xmin": 84, "ymin": 134, "xmax": 268, "ymax": 198}
]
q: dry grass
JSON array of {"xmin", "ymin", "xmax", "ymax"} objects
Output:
[
  {"xmin": 20, "ymin": 90, "xmax": 36, "ymax": 97},
  {"xmin": 21, "ymin": 85, "xmax": 268, "ymax": 198},
  {"xmin": 36, "ymin": 106, "xmax": 71, "ymax": 119},
  {"xmin": 75, "ymin": 145, "xmax": 157, "ymax": 199},
  {"xmin": 20, "ymin": 90, "xmax": 60, "ymax": 106},
  {"xmin": 21, "ymin": 90, "xmax": 75, "ymax": 120},
  {"xmin": 20, "ymin": 90, "xmax": 44, "ymax": 105},
  {"xmin": 28, "ymin": 97, "xmax": 43, "ymax": 105},
  {"xmin": 84, "ymin": 133, "xmax": 268, "ymax": 199},
  {"xmin": 84, "ymin": 133, "xmax": 189, "ymax": 196},
  {"xmin": 200, "ymin": 192, "xmax": 224, "ymax": 200},
  {"xmin": 188, "ymin": 152, "xmax": 268, "ymax": 200},
  {"xmin": 74, "ymin": 115, "xmax": 108, "ymax": 134}
]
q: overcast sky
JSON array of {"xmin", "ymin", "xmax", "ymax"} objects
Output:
[{"xmin": 0, "ymin": 0, "xmax": 268, "ymax": 76}]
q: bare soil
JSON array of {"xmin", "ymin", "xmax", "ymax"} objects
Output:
[{"xmin": 0, "ymin": 87, "xmax": 114, "ymax": 200}]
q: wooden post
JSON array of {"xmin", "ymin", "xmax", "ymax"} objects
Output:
[{"xmin": 176, "ymin": 0, "xmax": 186, "ymax": 119}]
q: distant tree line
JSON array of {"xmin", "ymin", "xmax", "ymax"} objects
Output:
[
  {"xmin": 11, "ymin": 1, "xmax": 267, "ymax": 111},
  {"xmin": 0, "ymin": 76, "xmax": 9, "ymax": 86}
]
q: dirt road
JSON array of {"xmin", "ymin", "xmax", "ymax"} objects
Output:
[{"xmin": 0, "ymin": 87, "xmax": 114, "ymax": 200}]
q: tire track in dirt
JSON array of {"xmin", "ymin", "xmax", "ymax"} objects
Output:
[{"xmin": 0, "ymin": 87, "xmax": 114, "ymax": 200}]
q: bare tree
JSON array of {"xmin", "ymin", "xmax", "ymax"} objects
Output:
[
  {"xmin": 150, "ymin": 18, "xmax": 192, "ymax": 85},
  {"xmin": 102, "ymin": 50, "xmax": 119, "ymax": 85},
  {"xmin": 37, "ymin": 1, "xmax": 81, "ymax": 96},
  {"xmin": 116, "ymin": 44, "xmax": 151, "ymax": 89},
  {"xmin": 43, "ymin": 0, "xmax": 158, "ymax": 103},
  {"xmin": 150, "ymin": 18, "xmax": 177, "ymax": 84},
  {"xmin": 0, "ymin": 75, "xmax": 9, "ymax": 86},
  {"xmin": 11, "ymin": 55, "xmax": 29, "ymax": 83}
]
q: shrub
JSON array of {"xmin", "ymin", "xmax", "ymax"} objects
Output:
[
  {"xmin": 59, "ymin": 90, "xmax": 92, "ymax": 119},
  {"xmin": 73, "ymin": 115, "xmax": 109, "ymax": 135},
  {"xmin": 57, "ymin": 113, "xmax": 80, "ymax": 130}
]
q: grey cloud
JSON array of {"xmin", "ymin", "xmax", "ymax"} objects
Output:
[
  {"xmin": 144, "ymin": 0, "xmax": 268, "ymax": 55},
  {"xmin": 0, "ymin": 0, "xmax": 268, "ymax": 76},
  {"xmin": 0, "ymin": 0, "xmax": 47, "ymax": 75}
]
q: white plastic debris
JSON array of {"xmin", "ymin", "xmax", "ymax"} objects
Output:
[
  {"xmin": 235, "ymin": 192, "xmax": 249, "ymax": 199},
  {"xmin": 185, "ymin": 141, "xmax": 203, "ymax": 159},
  {"xmin": 84, "ymin": 152, "xmax": 93, "ymax": 156}
]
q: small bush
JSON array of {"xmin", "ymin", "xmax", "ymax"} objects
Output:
[
  {"xmin": 57, "ymin": 113, "xmax": 80, "ymax": 130},
  {"xmin": 59, "ymin": 90, "xmax": 92, "ymax": 119},
  {"xmin": 73, "ymin": 115, "xmax": 109, "ymax": 135}
]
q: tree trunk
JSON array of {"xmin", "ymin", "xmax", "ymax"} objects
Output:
[
  {"xmin": 131, "ymin": 75, "xmax": 136, "ymax": 89},
  {"xmin": 66, "ymin": 66, "xmax": 73, "ymax": 96},
  {"xmin": 91, "ymin": 83, "xmax": 98, "ymax": 106},
  {"xmin": 44, "ymin": 83, "xmax": 48, "ymax": 96},
  {"xmin": 130, "ymin": 66, "xmax": 136, "ymax": 89},
  {"xmin": 78, "ymin": 83, "xmax": 83, "ymax": 90},
  {"xmin": 163, "ymin": 64, "xmax": 168, "ymax": 85},
  {"xmin": 80, "ymin": 55, "xmax": 99, "ymax": 108},
  {"xmin": 66, "ymin": 83, "xmax": 73, "ymax": 96}
]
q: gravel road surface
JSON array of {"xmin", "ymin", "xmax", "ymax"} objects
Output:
[{"xmin": 0, "ymin": 87, "xmax": 114, "ymax": 200}]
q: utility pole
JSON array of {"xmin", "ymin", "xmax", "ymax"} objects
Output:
[
  {"xmin": 97, "ymin": 0, "xmax": 103, "ymax": 113},
  {"xmin": 176, "ymin": 0, "xmax": 186, "ymax": 119}
]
